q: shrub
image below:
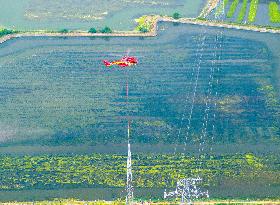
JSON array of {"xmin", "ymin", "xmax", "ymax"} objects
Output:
[
  {"xmin": 172, "ymin": 12, "xmax": 180, "ymax": 19},
  {"xmin": 135, "ymin": 16, "xmax": 150, "ymax": 32},
  {"xmin": 59, "ymin": 29, "xmax": 69, "ymax": 33},
  {"xmin": 100, "ymin": 26, "xmax": 112, "ymax": 33},
  {"xmin": 196, "ymin": 17, "xmax": 206, "ymax": 21},
  {"xmin": 227, "ymin": 0, "xmax": 240, "ymax": 18},
  {"xmin": 139, "ymin": 27, "xmax": 149, "ymax": 33},
  {"xmin": 248, "ymin": 0, "xmax": 259, "ymax": 23},
  {"xmin": 88, "ymin": 27, "xmax": 97, "ymax": 33},
  {"xmin": 0, "ymin": 28, "xmax": 15, "ymax": 37},
  {"xmin": 135, "ymin": 15, "xmax": 157, "ymax": 32},
  {"xmin": 269, "ymin": 2, "xmax": 280, "ymax": 23}
]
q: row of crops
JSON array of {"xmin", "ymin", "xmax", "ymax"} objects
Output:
[
  {"xmin": 0, "ymin": 153, "xmax": 278, "ymax": 191},
  {"xmin": 214, "ymin": 0, "xmax": 280, "ymax": 24},
  {"xmin": 269, "ymin": 1, "xmax": 280, "ymax": 22}
]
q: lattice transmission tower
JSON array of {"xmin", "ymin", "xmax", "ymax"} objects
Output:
[
  {"xmin": 164, "ymin": 177, "xmax": 209, "ymax": 205},
  {"xmin": 126, "ymin": 127, "xmax": 133, "ymax": 205}
]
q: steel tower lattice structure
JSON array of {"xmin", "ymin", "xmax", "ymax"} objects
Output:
[
  {"xmin": 126, "ymin": 140, "xmax": 133, "ymax": 205},
  {"xmin": 164, "ymin": 177, "xmax": 209, "ymax": 205}
]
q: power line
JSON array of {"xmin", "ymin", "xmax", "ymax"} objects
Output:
[{"xmin": 125, "ymin": 75, "xmax": 133, "ymax": 205}]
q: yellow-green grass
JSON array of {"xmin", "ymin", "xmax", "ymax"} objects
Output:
[
  {"xmin": 227, "ymin": 0, "xmax": 240, "ymax": 18},
  {"xmin": 135, "ymin": 15, "xmax": 157, "ymax": 33},
  {"xmin": 269, "ymin": 1, "xmax": 280, "ymax": 23},
  {"xmin": 237, "ymin": 0, "xmax": 248, "ymax": 23},
  {"xmin": 248, "ymin": 0, "xmax": 259, "ymax": 23},
  {"xmin": 0, "ymin": 153, "xmax": 274, "ymax": 190}
]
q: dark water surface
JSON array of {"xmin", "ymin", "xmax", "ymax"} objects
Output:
[
  {"xmin": 0, "ymin": 23, "xmax": 279, "ymax": 200},
  {"xmin": 0, "ymin": 23, "xmax": 279, "ymax": 149}
]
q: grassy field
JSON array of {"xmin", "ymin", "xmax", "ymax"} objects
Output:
[{"xmin": 0, "ymin": 153, "xmax": 278, "ymax": 192}]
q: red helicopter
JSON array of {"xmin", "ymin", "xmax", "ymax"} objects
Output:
[{"xmin": 103, "ymin": 51, "xmax": 138, "ymax": 68}]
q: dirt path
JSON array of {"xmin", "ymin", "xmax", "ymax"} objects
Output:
[
  {"xmin": 1, "ymin": 15, "xmax": 280, "ymax": 45},
  {"xmin": 159, "ymin": 16, "xmax": 280, "ymax": 34},
  {"xmin": 0, "ymin": 31, "xmax": 156, "ymax": 44}
]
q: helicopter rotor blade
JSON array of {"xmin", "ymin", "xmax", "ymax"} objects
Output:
[
  {"xmin": 106, "ymin": 53, "xmax": 123, "ymax": 57},
  {"xmin": 103, "ymin": 49, "xmax": 147, "ymax": 59}
]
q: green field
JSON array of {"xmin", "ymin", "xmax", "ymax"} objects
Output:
[
  {"xmin": 0, "ymin": 153, "xmax": 278, "ymax": 193},
  {"xmin": 227, "ymin": 0, "xmax": 259, "ymax": 23},
  {"xmin": 237, "ymin": 0, "xmax": 248, "ymax": 23},
  {"xmin": 269, "ymin": 1, "xmax": 280, "ymax": 23},
  {"xmin": 227, "ymin": 0, "xmax": 240, "ymax": 18},
  {"xmin": 214, "ymin": 0, "xmax": 276, "ymax": 25},
  {"xmin": 248, "ymin": 0, "xmax": 259, "ymax": 23}
]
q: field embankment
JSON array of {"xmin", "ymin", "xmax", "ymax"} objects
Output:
[{"xmin": 1, "ymin": 14, "xmax": 280, "ymax": 45}]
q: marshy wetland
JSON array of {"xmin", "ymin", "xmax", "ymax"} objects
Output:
[{"xmin": 0, "ymin": 22, "xmax": 279, "ymax": 202}]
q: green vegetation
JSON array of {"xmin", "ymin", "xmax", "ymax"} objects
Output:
[
  {"xmin": 135, "ymin": 16, "xmax": 151, "ymax": 32},
  {"xmin": 227, "ymin": 0, "xmax": 240, "ymax": 18},
  {"xmin": 59, "ymin": 29, "xmax": 69, "ymax": 33},
  {"xmin": 269, "ymin": 1, "xmax": 280, "ymax": 23},
  {"xmin": 196, "ymin": 17, "xmax": 207, "ymax": 21},
  {"xmin": 172, "ymin": 12, "xmax": 180, "ymax": 19},
  {"xmin": 245, "ymin": 153, "xmax": 264, "ymax": 169},
  {"xmin": 0, "ymin": 28, "xmax": 16, "ymax": 37},
  {"xmin": 100, "ymin": 26, "xmax": 112, "ymax": 33},
  {"xmin": 237, "ymin": 0, "xmax": 248, "ymax": 23},
  {"xmin": 88, "ymin": 27, "xmax": 112, "ymax": 33},
  {"xmin": 222, "ymin": 0, "xmax": 260, "ymax": 23},
  {"xmin": 135, "ymin": 15, "xmax": 156, "ymax": 32},
  {"xmin": 88, "ymin": 27, "xmax": 97, "ymax": 33},
  {"xmin": 139, "ymin": 27, "xmax": 149, "ymax": 33},
  {"xmin": 248, "ymin": 0, "xmax": 259, "ymax": 23},
  {"xmin": 258, "ymin": 81, "xmax": 279, "ymax": 109},
  {"xmin": 0, "ymin": 153, "xmax": 278, "ymax": 191},
  {"xmin": 207, "ymin": 12, "xmax": 280, "ymax": 30},
  {"xmin": 257, "ymin": 79, "xmax": 280, "ymax": 142}
]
